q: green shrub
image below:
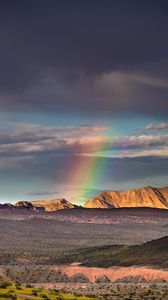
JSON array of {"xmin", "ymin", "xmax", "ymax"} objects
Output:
[
  {"xmin": 26, "ymin": 284, "xmax": 32, "ymax": 288},
  {"xmin": 0, "ymin": 282, "xmax": 11, "ymax": 289},
  {"xmin": 0, "ymin": 293, "xmax": 17, "ymax": 299},
  {"xmin": 31, "ymin": 290, "xmax": 38, "ymax": 296}
]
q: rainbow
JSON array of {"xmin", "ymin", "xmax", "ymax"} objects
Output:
[{"xmin": 68, "ymin": 127, "xmax": 112, "ymax": 204}]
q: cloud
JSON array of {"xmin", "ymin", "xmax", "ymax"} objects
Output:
[
  {"xmin": 0, "ymin": 2, "xmax": 168, "ymax": 117},
  {"xmin": 120, "ymin": 148, "xmax": 168, "ymax": 158},
  {"xmin": 0, "ymin": 123, "xmax": 110, "ymax": 156},
  {"xmin": 12, "ymin": 123, "xmax": 107, "ymax": 137},
  {"xmin": 0, "ymin": 68, "xmax": 168, "ymax": 118},
  {"xmin": 28, "ymin": 191, "xmax": 59, "ymax": 196},
  {"xmin": 0, "ymin": 122, "xmax": 167, "ymax": 158},
  {"xmin": 85, "ymin": 147, "xmax": 168, "ymax": 159},
  {"xmin": 145, "ymin": 122, "xmax": 168, "ymax": 131},
  {"xmin": 111, "ymin": 135, "xmax": 168, "ymax": 150}
]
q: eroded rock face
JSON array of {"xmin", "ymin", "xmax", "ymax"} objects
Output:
[{"xmin": 84, "ymin": 186, "xmax": 168, "ymax": 209}]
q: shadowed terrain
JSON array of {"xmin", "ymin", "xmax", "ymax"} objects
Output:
[{"xmin": 63, "ymin": 236, "xmax": 168, "ymax": 268}]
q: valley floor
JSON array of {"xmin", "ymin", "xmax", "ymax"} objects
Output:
[{"xmin": 0, "ymin": 209, "xmax": 168, "ymax": 298}]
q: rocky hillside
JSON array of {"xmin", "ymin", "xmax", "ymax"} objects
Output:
[
  {"xmin": 31, "ymin": 198, "xmax": 78, "ymax": 211},
  {"xmin": 84, "ymin": 186, "xmax": 168, "ymax": 209}
]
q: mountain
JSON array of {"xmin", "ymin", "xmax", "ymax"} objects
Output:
[
  {"xmin": 1, "ymin": 186, "xmax": 168, "ymax": 212},
  {"xmin": 84, "ymin": 186, "xmax": 168, "ymax": 209},
  {"xmin": 0, "ymin": 199, "xmax": 78, "ymax": 212},
  {"xmin": 31, "ymin": 198, "xmax": 78, "ymax": 211}
]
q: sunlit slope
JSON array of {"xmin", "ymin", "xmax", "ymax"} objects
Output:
[
  {"xmin": 84, "ymin": 186, "xmax": 168, "ymax": 209},
  {"xmin": 31, "ymin": 198, "xmax": 78, "ymax": 211}
]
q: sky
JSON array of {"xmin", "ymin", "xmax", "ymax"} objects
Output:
[{"xmin": 0, "ymin": 0, "xmax": 168, "ymax": 204}]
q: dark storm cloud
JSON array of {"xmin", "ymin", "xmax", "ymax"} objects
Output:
[
  {"xmin": 0, "ymin": 0, "xmax": 168, "ymax": 115},
  {"xmin": 1, "ymin": 152, "xmax": 167, "ymax": 186},
  {"xmin": 103, "ymin": 156, "xmax": 168, "ymax": 182}
]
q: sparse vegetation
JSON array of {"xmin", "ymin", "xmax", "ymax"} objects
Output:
[
  {"xmin": 0, "ymin": 283, "xmax": 97, "ymax": 300},
  {"xmin": 1, "ymin": 282, "xmax": 168, "ymax": 299},
  {"xmin": 0, "ymin": 210, "xmax": 168, "ymax": 299}
]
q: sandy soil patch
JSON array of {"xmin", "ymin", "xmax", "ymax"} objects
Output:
[{"xmin": 50, "ymin": 265, "xmax": 168, "ymax": 282}]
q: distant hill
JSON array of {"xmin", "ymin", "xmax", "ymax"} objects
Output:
[
  {"xmin": 31, "ymin": 198, "xmax": 78, "ymax": 211},
  {"xmin": 0, "ymin": 199, "xmax": 78, "ymax": 212},
  {"xmin": 84, "ymin": 186, "xmax": 168, "ymax": 209},
  {"xmin": 0, "ymin": 201, "xmax": 44, "ymax": 212}
]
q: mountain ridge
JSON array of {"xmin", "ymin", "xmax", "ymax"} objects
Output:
[
  {"xmin": 0, "ymin": 186, "xmax": 168, "ymax": 212},
  {"xmin": 84, "ymin": 186, "xmax": 168, "ymax": 209}
]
